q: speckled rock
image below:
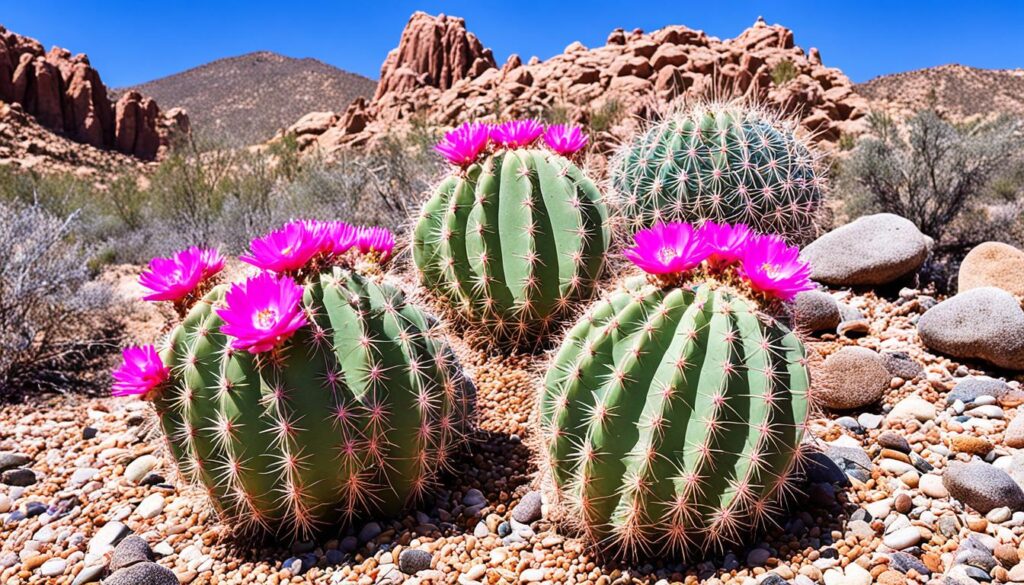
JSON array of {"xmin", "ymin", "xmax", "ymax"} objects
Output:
[
  {"xmin": 817, "ymin": 347, "xmax": 890, "ymax": 410},
  {"xmin": 881, "ymin": 351, "xmax": 923, "ymax": 381},
  {"xmin": 958, "ymin": 242, "xmax": 1024, "ymax": 297},
  {"xmin": 103, "ymin": 561, "xmax": 179, "ymax": 585},
  {"xmin": 948, "ymin": 377, "xmax": 1013, "ymax": 404},
  {"xmin": 109, "ymin": 535, "xmax": 154, "ymax": 572},
  {"xmin": 918, "ymin": 287, "xmax": 1024, "ymax": 371},
  {"xmin": 794, "ymin": 290, "xmax": 842, "ymax": 333},
  {"xmin": 803, "ymin": 214, "xmax": 932, "ymax": 286},
  {"xmin": 944, "ymin": 460, "xmax": 1024, "ymax": 514}
]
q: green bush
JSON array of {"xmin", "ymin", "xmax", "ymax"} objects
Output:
[
  {"xmin": 835, "ymin": 110, "xmax": 1024, "ymax": 252},
  {"xmin": 771, "ymin": 59, "xmax": 798, "ymax": 85}
]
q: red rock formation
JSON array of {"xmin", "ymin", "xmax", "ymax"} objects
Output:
[
  {"xmin": 374, "ymin": 12, "xmax": 495, "ymax": 100},
  {"xmin": 288, "ymin": 13, "xmax": 869, "ymax": 155},
  {"xmin": 0, "ymin": 24, "xmax": 188, "ymax": 160}
]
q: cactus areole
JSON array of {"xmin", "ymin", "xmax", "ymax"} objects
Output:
[
  {"xmin": 540, "ymin": 222, "xmax": 814, "ymax": 559},
  {"xmin": 414, "ymin": 120, "xmax": 611, "ymax": 350},
  {"xmin": 112, "ymin": 221, "xmax": 475, "ymax": 540},
  {"xmin": 610, "ymin": 102, "xmax": 826, "ymax": 243}
]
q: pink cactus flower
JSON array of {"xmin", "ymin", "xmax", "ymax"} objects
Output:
[
  {"xmin": 624, "ymin": 222, "xmax": 710, "ymax": 276},
  {"xmin": 139, "ymin": 246, "xmax": 224, "ymax": 302},
  {"xmin": 543, "ymin": 124, "xmax": 589, "ymax": 155},
  {"xmin": 435, "ymin": 122, "xmax": 490, "ymax": 167},
  {"xmin": 738, "ymin": 235, "xmax": 814, "ymax": 301},
  {"xmin": 217, "ymin": 272, "xmax": 308, "ymax": 354},
  {"xmin": 355, "ymin": 226, "xmax": 396, "ymax": 261},
  {"xmin": 698, "ymin": 222, "xmax": 753, "ymax": 270},
  {"xmin": 490, "ymin": 119, "xmax": 544, "ymax": 149},
  {"xmin": 323, "ymin": 221, "xmax": 358, "ymax": 255},
  {"xmin": 239, "ymin": 220, "xmax": 325, "ymax": 273},
  {"xmin": 111, "ymin": 345, "xmax": 170, "ymax": 397}
]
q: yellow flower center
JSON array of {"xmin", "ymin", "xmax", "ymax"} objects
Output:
[
  {"xmin": 255, "ymin": 308, "xmax": 278, "ymax": 329},
  {"xmin": 762, "ymin": 263, "xmax": 783, "ymax": 279}
]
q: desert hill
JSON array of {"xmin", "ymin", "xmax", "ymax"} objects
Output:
[
  {"xmin": 856, "ymin": 64, "xmax": 1024, "ymax": 121},
  {"xmin": 125, "ymin": 51, "xmax": 376, "ymax": 145}
]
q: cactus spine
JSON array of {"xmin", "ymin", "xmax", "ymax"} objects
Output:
[
  {"xmin": 609, "ymin": 102, "xmax": 826, "ymax": 242},
  {"xmin": 154, "ymin": 268, "xmax": 474, "ymax": 538},
  {"xmin": 414, "ymin": 147, "xmax": 610, "ymax": 349},
  {"xmin": 540, "ymin": 277, "xmax": 811, "ymax": 558}
]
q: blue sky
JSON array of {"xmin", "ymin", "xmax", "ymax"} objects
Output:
[{"xmin": 3, "ymin": 1, "xmax": 1022, "ymax": 87}]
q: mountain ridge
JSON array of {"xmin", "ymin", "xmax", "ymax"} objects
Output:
[{"xmin": 123, "ymin": 51, "xmax": 376, "ymax": 145}]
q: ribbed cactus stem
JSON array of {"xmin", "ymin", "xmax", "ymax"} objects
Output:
[
  {"xmin": 609, "ymin": 102, "xmax": 826, "ymax": 243},
  {"xmin": 154, "ymin": 269, "xmax": 474, "ymax": 538},
  {"xmin": 540, "ymin": 277, "xmax": 811, "ymax": 559},
  {"xmin": 414, "ymin": 148, "xmax": 610, "ymax": 350}
]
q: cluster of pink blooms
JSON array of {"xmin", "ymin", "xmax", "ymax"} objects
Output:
[
  {"xmin": 139, "ymin": 246, "xmax": 225, "ymax": 302},
  {"xmin": 239, "ymin": 219, "xmax": 395, "ymax": 272},
  {"xmin": 434, "ymin": 119, "xmax": 589, "ymax": 167},
  {"xmin": 114, "ymin": 220, "xmax": 397, "ymax": 397},
  {"xmin": 624, "ymin": 221, "xmax": 814, "ymax": 301}
]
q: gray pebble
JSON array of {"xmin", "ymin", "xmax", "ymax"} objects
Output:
[
  {"xmin": 511, "ymin": 491, "xmax": 542, "ymax": 524},
  {"xmin": 110, "ymin": 535, "xmax": 154, "ymax": 572},
  {"xmin": 398, "ymin": 549, "xmax": 432, "ymax": 574}
]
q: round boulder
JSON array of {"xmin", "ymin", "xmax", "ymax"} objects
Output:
[
  {"xmin": 817, "ymin": 346, "xmax": 890, "ymax": 410},
  {"xmin": 959, "ymin": 242, "xmax": 1024, "ymax": 297},
  {"xmin": 943, "ymin": 460, "xmax": 1024, "ymax": 514},
  {"xmin": 794, "ymin": 290, "xmax": 841, "ymax": 333},
  {"xmin": 802, "ymin": 214, "xmax": 932, "ymax": 286},
  {"xmin": 918, "ymin": 287, "xmax": 1024, "ymax": 371}
]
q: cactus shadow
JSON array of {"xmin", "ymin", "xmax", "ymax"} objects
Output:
[
  {"xmin": 580, "ymin": 468, "xmax": 859, "ymax": 580},
  {"xmin": 211, "ymin": 427, "xmax": 536, "ymax": 571}
]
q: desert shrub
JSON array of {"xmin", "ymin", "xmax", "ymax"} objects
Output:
[
  {"xmin": 771, "ymin": 59, "xmax": 798, "ymax": 85},
  {"xmin": 835, "ymin": 110, "xmax": 1024, "ymax": 252},
  {"xmin": 0, "ymin": 200, "xmax": 122, "ymax": 398},
  {"xmin": 589, "ymin": 98, "xmax": 624, "ymax": 133}
]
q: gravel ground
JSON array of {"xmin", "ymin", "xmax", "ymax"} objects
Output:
[{"xmin": 2, "ymin": 288, "xmax": 1023, "ymax": 585}]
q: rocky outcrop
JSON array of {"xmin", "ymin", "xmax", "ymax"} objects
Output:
[
  {"xmin": 374, "ymin": 12, "xmax": 495, "ymax": 99},
  {"xmin": 0, "ymin": 24, "xmax": 187, "ymax": 160},
  {"xmin": 284, "ymin": 12, "xmax": 869, "ymax": 155}
]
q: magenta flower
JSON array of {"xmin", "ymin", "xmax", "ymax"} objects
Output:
[
  {"xmin": 323, "ymin": 221, "xmax": 358, "ymax": 255},
  {"xmin": 435, "ymin": 122, "xmax": 490, "ymax": 167},
  {"xmin": 738, "ymin": 235, "xmax": 814, "ymax": 301},
  {"xmin": 355, "ymin": 226, "xmax": 396, "ymax": 261},
  {"xmin": 139, "ymin": 246, "xmax": 223, "ymax": 302},
  {"xmin": 699, "ymin": 222, "xmax": 753, "ymax": 270},
  {"xmin": 624, "ymin": 222, "xmax": 710, "ymax": 276},
  {"xmin": 217, "ymin": 273, "xmax": 308, "ymax": 353},
  {"xmin": 239, "ymin": 221, "xmax": 325, "ymax": 273},
  {"xmin": 111, "ymin": 345, "xmax": 170, "ymax": 397},
  {"xmin": 490, "ymin": 119, "xmax": 544, "ymax": 149},
  {"xmin": 543, "ymin": 124, "xmax": 588, "ymax": 155}
]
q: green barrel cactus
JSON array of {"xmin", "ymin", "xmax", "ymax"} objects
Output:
[
  {"xmin": 153, "ymin": 267, "xmax": 474, "ymax": 538},
  {"xmin": 609, "ymin": 102, "xmax": 826, "ymax": 243},
  {"xmin": 541, "ymin": 274, "xmax": 812, "ymax": 558},
  {"xmin": 414, "ymin": 120, "xmax": 611, "ymax": 350}
]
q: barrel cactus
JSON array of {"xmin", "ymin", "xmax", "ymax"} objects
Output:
[
  {"xmin": 540, "ymin": 221, "xmax": 815, "ymax": 559},
  {"xmin": 413, "ymin": 120, "xmax": 611, "ymax": 350},
  {"xmin": 112, "ymin": 221, "xmax": 475, "ymax": 539},
  {"xmin": 609, "ymin": 102, "xmax": 826, "ymax": 243}
]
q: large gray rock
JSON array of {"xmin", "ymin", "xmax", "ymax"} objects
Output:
[
  {"xmin": 803, "ymin": 214, "xmax": 932, "ymax": 286},
  {"xmin": 109, "ymin": 535, "xmax": 154, "ymax": 572},
  {"xmin": 943, "ymin": 460, "xmax": 1024, "ymax": 514},
  {"xmin": 918, "ymin": 287, "xmax": 1024, "ymax": 371}
]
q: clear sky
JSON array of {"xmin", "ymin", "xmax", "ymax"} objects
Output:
[{"xmin": 3, "ymin": 1, "xmax": 1022, "ymax": 87}]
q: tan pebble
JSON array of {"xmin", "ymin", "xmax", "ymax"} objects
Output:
[
  {"xmin": 967, "ymin": 517, "xmax": 988, "ymax": 532},
  {"xmin": 995, "ymin": 543, "xmax": 1020, "ymax": 567},
  {"xmin": 880, "ymin": 449, "xmax": 911, "ymax": 464},
  {"xmin": 993, "ymin": 566, "xmax": 1009, "ymax": 582},
  {"xmin": 22, "ymin": 555, "xmax": 48, "ymax": 571},
  {"xmin": 900, "ymin": 471, "xmax": 919, "ymax": 488},
  {"xmin": 950, "ymin": 435, "xmax": 993, "ymax": 456}
]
